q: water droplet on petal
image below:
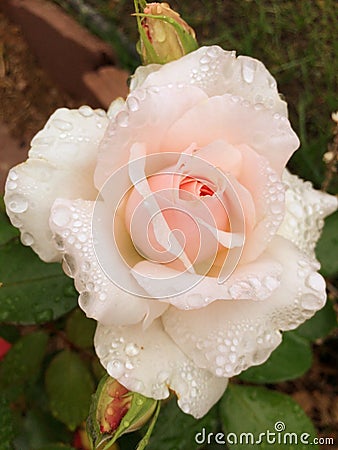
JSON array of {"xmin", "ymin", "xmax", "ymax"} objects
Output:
[
  {"xmin": 9, "ymin": 171, "xmax": 18, "ymax": 181},
  {"xmin": 127, "ymin": 96, "xmax": 140, "ymax": 112},
  {"xmin": 241, "ymin": 59, "xmax": 256, "ymax": 83},
  {"xmin": 52, "ymin": 205, "xmax": 71, "ymax": 227},
  {"xmin": 52, "ymin": 118, "xmax": 73, "ymax": 131},
  {"xmin": 6, "ymin": 180, "xmax": 17, "ymax": 190},
  {"xmin": 125, "ymin": 343, "xmax": 140, "ymax": 357},
  {"xmin": 8, "ymin": 195, "xmax": 28, "ymax": 213},
  {"xmin": 301, "ymin": 293, "xmax": 321, "ymax": 310},
  {"xmin": 305, "ymin": 272, "xmax": 325, "ymax": 292},
  {"xmin": 116, "ymin": 111, "xmax": 129, "ymax": 127},
  {"xmin": 21, "ymin": 232, "xmax": 34, "ymax": 246},
  {"xmin": 78, "ymin": 105, "xmax": 94, "ymax": 117},
  {"xmin": 107, "ymin": 359, "xmax": 125, "ymax": 378}
]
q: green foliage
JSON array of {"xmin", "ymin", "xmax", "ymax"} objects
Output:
[
  {"xmin": 316, "ymin": 210, "xmax": 338, "ymax": 278},
  {"xmin": 45, "ymin": 350, "xmax": 95, "ymax": 431},
  {"xmin": 296, "ymin": 300, "xmax": 337, "ymax": 341},
  {"xmin": 66, "ymin": 308, "xmax": 96, "ymax": 349},
  {"xmin": 146, "ymin": 398, "xmax": 218, "ymax": 450},
  {"xmin": 0, "ymin": 394, "xmax": 15, "ymax": 450},
  {"xmin": 0, "ymin": 332, "xmax": 48, "ymax": 393},
  {"xmin": 220, "ymin": 384, "xmax": 319, "ymax": 450},
  {"xmin": 238, "ymin": 331, "xmax": 312, "ymax": 384},
  {"xmin": 0, "ymin": 239, "xmax": 77, "ymax": 324}
]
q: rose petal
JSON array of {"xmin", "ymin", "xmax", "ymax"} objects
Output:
[
  {"xmin": 132, "ymin": 46, "xmax": 287, "ymax": 116},
  {"xmin": 278, "ymin": 170, "xmax": 338, "ymax": 259},
  {"xmin": 162, "ymin": 236, "xmax": 326, "ymax": 378},
  {"xmin": 94, "ymin": 84, "xmax": 208, "ymax": 190},
  {"xmin": 49, "ymin": 198, "xmax": 167, "ymax": 326},
  {"xmin": 131, "ymin": 247, "xmax": 282, "ymax": 308},
  {"xmin": 94, "ymin": 319, "xmax": 228, "ymax": 418},
  {"xmin": 4, "ymin": 107, "xmax": 108, "ymax": 262},
  {"xmin": 165, "ymin": 94, "xmax": 299, "ymax": 175},
  {"xmin": 236, "ymin": 144, "xmax": 286, "ymax": 263}
]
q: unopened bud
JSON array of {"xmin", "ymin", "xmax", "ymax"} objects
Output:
[
  {"xmin": 87, "ymin": 375, "xmax": 158, "ymax": 450},
  {"xmin": 134, "ymin": 1, "xmax": 198, "ymax": 64}
]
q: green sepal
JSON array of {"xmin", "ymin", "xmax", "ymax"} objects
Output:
[
  {"xmin": 87, "ymin": 375, "xmax": 158, "ymax": 450},
  {"xmin": 136, "ymin": 13, "xmax": 198, "ymax": 55}
]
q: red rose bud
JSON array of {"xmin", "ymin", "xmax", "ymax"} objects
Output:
[
  {"xmin": 134, "ymin": 1, "xmax": 198, "ymax": 64},
  {"xmin": 0, "ymin": 337, "xmax": 12, "ymax": 360},
  {"xmin": 87, "ymin": 375, "xmax": 159, "ymax": 450}
]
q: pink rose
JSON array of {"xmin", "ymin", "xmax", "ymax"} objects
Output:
[{"xmin": 5, "ymin": 46, "xmax": 337, "ymax": 418}]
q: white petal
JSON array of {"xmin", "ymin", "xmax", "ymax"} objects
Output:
[
  {"xmin": 278, "ymin": 170, "xmax": 338, "ymax": 259},
  {"xmin": 49, "ymin": 198, "xmax": 167, "ymax": 326},
  {"xmin": 4, "ymin": 107, "xmax": 108, "ymax": 262},
  {"xmin": 94, "ymin": 84, "xmax": 208, "ymax": 190},
  {"xmin": 134, "ymin": 46, "xmax": 288, "ymax": 116},
  {"xmin": 165, "ymin": 94, "xmax": 299, "ymax": 175},
  {"xmin": 131, "ymin": 247, "xmax": 282, "ymax": 308},
  {"xmin": 94, "ymin": 319, "xmax": 228, "ymax": 418},
  {"xmin": 162, "ymin": 236, "xmax": 327, "ymax": 378}
]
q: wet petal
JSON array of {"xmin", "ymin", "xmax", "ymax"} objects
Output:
[
  {"xmin": 94, "ymin": 84, "xmax": 208, "ymax": 191},
  {"xmin": 131, "ymin": 247, "xmax": 282, "ymax": 309},
  {"xmin": 278, "ymin": 170, "xmax": 338, "ymax": 259},
  {"xmin": 162, "ymin": 236, "xmax": 326, "ymax": 378},
  {"xmin": 132, "ymin": 46, "xmax": 287, "ymax": 116},
  {"xmin": 94, "ymin": 319, "xmax": 228, "ymax": 418},
  {"xmin": 49, "ymin": 198, "xmax": 167, "ymax": 326},
  {"xmin": 165, "ymin": 94, "xmax": 299, "ymax": 175},
  {"xmin": 4, "ymin": 107, "xmax": 108, "ymax": 262}
]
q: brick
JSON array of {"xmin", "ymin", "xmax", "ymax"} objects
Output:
[
  {"xmin": 1, "ymin": 0, "xmax": 118, "ymax": 102},
  {"xmin": 83, "ymin": 66, "xmax": 130, "ymax": 109}
]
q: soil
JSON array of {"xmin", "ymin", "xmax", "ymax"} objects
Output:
[{"xmin": 0, "ymin": 7, "xmax": 337, "ymax": 449}]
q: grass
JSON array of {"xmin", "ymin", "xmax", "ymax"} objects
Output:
[{"xmin": 55, "ymin": 0, "xmax": 338, "ymax": 191}]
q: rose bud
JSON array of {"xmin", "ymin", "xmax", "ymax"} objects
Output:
[
  {"xmin": 134, "ymin": 1, "xmax": 198, "ymax": 64},
  {"xmin": 87, "ymin": 375, "xmax": 158, "ymax": 449}
]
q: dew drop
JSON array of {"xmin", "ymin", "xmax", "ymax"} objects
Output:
[
  {"xmin": 241, "ymin": 59, "xmax": 256, "ymax": 83},
  {"xmin": 305, "ymin": 272, "xmax": 325, "ymax": 292},
  {"xmin": 8, "ymin": 195, "xmax": 28, "ymax": 213},
  {"xmin": 125, "ymin": 343, "xmax": 140, "ymax": 357},
  {"xmin": 79, "ymin": 105, "xmax": 94, "ymax": 117},
  {"xmin": 127, "ymin": 96, "xmax": 140, "ymax": 112},
  {"xmin": 9, "ymin": 171, "xmax": 18, "ymax": 181},
  {"xmin": 35, "ymin": 309, "xmax": 53, "ymax": 323},
  {"xmin": 21, "ymin": 232, "xmax": 34, "ymax": 246},
  {"xmin": 200, "ymin": 55, "xmax": 210, "ymax": 65},
  {"xmin": 51, "ymin": 205, "xmax": 71, "ymax": 227},
  {"xmin": 6, "ymin": 180, "xmax": 17, "ymax": 190},
  {"xmin": 116, "ymin": 111, "xmax": 129, "ymax": 127},
  {"xmin": 107, "ymin": 359, "xmax": 125, "ymax": 378},
  {"xmin": 52, "ymin": 118, "xmax": 73, "ymax": 131}
]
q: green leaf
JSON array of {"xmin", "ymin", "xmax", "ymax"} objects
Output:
[
  {"xmin": 238, "ymin": 331, "xmax": 312, "ymax": 384},
  {"xmin": 66, "ymin": 308, "xmax": 96, "ymax": 349},
  {"xmin": 296, "ymin": 300, "xmax": 337, "ymax": 341},
  {"xmin": 220, "ymin": 384, "xmax": 318, "ymax": 449},
  {"xmin": 0, "ymin": 239, "xmax": 77, "ymax": 324},
  {"xmin": 316, "ymin": 210, "xmax": 338, "ymax": 277},
  {"xmin": 14, "ymin": 409, "xmax": 72, "ymax": 450},
  {"xmin": 146, "ymin": 397, "xmax": 219, "ymax": 450},
  {"xmin": 0, "ymin": 331, "xmax": 48, "ymax": 391},
  {"xmin": 45, "ymin": 350, "xmax": 95, "ymax": 431},
  {"xmin": 0, "ymin": 394, "xmax": 15, "ymax": 450}
]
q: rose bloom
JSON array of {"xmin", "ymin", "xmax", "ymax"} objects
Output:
[{"xmin": 4, "ymin": 46, "xmax": 337, "ymax": 418}]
